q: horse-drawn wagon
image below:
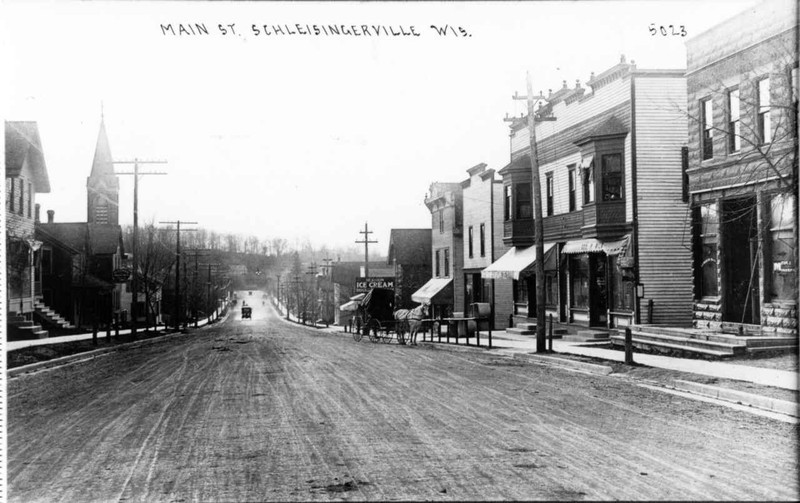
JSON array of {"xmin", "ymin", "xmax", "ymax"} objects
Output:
[{"xmin": 352, "ymin": 287, "xmax": 428, "ymax": 345}]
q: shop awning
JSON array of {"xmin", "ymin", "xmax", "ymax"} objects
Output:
[
  {"xmin": 411, "ymin": 278, "xmax": 453, "ymax": 304},
  {"xmin": 339, "ymin": 300, "xmax": 360, "ymax": 312},
  {"xmin": 562, "ymin": 235, "xmax": 630, "ymax": 255},
  {"xmin": 481, "ymin": 243, "xmax": 556, "ymax": 280}
]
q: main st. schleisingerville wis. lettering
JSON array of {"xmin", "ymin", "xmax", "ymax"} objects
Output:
[{"xmin": 160, "ymin": 23, "xmax": 472, "ymax": 37}]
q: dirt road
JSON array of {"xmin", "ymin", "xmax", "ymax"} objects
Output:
[{"xmin": 7, "ymin": 297, "xmax": 798, "ymax": 501}]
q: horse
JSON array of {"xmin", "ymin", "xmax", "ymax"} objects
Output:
[{"xmin": 393, "ymin": 303, "xmax": 429, "ymax": 345}]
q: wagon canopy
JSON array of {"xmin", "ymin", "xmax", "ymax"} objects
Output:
[{"xmin": 359, "ymin": 287, "xmax": 395, "ymax": 321}]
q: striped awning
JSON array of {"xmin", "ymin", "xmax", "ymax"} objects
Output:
[
  {"xmin": 339, "ymin": 300, "xmax": 360, "ymax": 312},
  {"xmin": 562, "ymin": 235, "xmax": 630, "ymax": 255},
  {"xmin": 481, "ymin": 243, "xmax": 556, "ymax": 280},
  {"xmin": 411, "ymin": 278, "xmax": 453, "ymax": 304}
]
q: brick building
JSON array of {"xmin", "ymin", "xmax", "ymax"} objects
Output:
[
  {"xmin": 488, "ymin": 56, "xmax": 693, "ymax": 330},
  {"xmin": 686, "ymin": 0, "xmax": 798, "ymax": 337},
  {"xmin": 416, "ymin": 182, "xmax": 463, "ymax": 319},
  {"xmin": 5, "ymin": 121, "xmax": 51, "ymax": 338},
  {"xmin": 387, "ymin": 228, "xmax": 431, "ymax": 310}
]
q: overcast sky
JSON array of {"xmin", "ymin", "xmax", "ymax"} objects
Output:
[{"xmin": 4, "ymin": 0, "xmax": 757, "ymax": 251}]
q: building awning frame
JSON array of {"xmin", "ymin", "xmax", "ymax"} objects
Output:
[
  {"xmin": 481, "ymin": 243, "xmax": 556, "ymax": 280},
  {"xmin": 411, "ymin": 278, "xmax": 453, "ymax": 304}
]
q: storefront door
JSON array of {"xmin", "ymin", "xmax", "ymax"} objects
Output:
[{"xmin": 590, "ymin": 255, "xmax": 608, "ymax": 327}]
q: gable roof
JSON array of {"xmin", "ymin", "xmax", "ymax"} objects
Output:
[
  {"xmin": 5, "ymin": 121, "xmax": 51, "ymax": 192},
  {"xmin": 36, "ymin": 223, "xmax": 123, "ymax": 256},
  {"xmin": 388, "ymin": 229, "xmax": 431, "ymax": 265},
  {"xmin": 574, "ymin": 115, "xmax": 628, "ymax": 145}
]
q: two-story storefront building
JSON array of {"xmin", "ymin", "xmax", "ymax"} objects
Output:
[
  {"xmin": 686, "ymin": 0, "xmax": 798, "ymax": 338},
  {"xmin": 487, "ymin": 56, "xmax": 694, "ymax": 330},
  {"xmin": 414, "ymin": 182, "xmax": 463, "ymax": 319}
]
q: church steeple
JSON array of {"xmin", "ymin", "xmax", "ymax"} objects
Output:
[{"xmin": 87, "ymin": 112, "xmax": 119, "ymax": 225}]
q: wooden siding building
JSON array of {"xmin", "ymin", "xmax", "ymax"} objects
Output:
[
  {"xmin": 5, "ymin": 121, "xmax": 51, "ymax": 321},
  {"xmin": 487, "ymin": 57, "xmax": 693, "ymax": 329},
  {"xmin": 686, "ymin": 0, "xmax": 798, "ymax": 337},
  {"xmin": 461, "ymin": 163, "xmax": 512, "ymax": 329}
]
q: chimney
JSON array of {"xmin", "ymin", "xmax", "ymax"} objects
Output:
[
  {"xmin": 562, "ymin": 80, "xmax": 568, "ymax": 89},
  {"xmin": 575, "ymin": 79, "xmax": 581, "ymax": 89},
  {"xmin": 620, "ymin": 54, "xmax": 626, "ymax": 64},
  {"xmin": 47, "ymin": 210, "xmax": 54, "ymax": 223},
  {"xmin": 35, "ymin": 203, "xmax": 41, "ymax": 223}
]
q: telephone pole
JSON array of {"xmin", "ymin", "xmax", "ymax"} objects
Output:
[
  {"xmin": 512, "ymin": 73, "xmax": 555, "ymax": 353},
  {"xmin": 115, "ymin": 158, "xmax": 167, "ymax": 339},
  {"xmin": 355, "ymin": 222, "xmax": 378, "ymax": 278},
  {"xmin": 159, "ymin": 220, "xmax": 197, "ymax": 331}
]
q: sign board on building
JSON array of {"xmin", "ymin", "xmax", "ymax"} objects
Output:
[
  {"xmin": 355, "ymin": 277, "xmax": 395, "ymax": 293},
  {"xmin": 112, "ymin": 268, "xmax": 132, "ymax": 283}
]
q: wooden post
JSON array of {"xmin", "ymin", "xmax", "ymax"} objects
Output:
[
  {"xmin": 92, "ymin": 320, "xmax": 98, "ymax": 347},
  {"xmin": 548, "ymin": 313, "xmax": 553, "ymax": 352},
  {"xmin": 625, "ymin": 327, "xmax": 634, "ymax": 364}
]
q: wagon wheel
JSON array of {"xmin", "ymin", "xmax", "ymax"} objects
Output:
[
  {"xmin": 367, "ymin": 319, "xmax": 382, "ymax": 343},
  {"xmin": 380, "ymin": 325, "xmax": 392, "ymax": 343},
  {"xmin": 352, "ymin": 328, "xmax": 362, "ymax": 342}
]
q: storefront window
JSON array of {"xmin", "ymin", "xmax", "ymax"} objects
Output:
[
  {"xmin": 570, "ymin": 255, "xmax": 589, "ymax": 308},
  {"xmin": 768, "ymin": 193, "xmax": 796, "ymax": 300},
  {"xmin": 698, "ymin": 203, "xmax": 719, "ymax": 297},
  {"xmin": 610, "ymin": 256, "xmax": 635, "ymax": 310}
]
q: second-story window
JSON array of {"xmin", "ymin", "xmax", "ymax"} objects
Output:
[
  {"xmin": 8, "ymin": 177, "xmax": 14, "ymax": 213},
  {"xmin": 568, "ymin": 167, "xmax": 576, "ymax": 211},
  {"xmin": 728, "ymin": 88, "xmax": 740, "ymax": 153},
  {"xmin": 758, "ymin": 77, "xmax": 771, "ymax": 144},
  {"xmin": 479, "ymin": 223, "xmax": 486, "ymax": 257},
  {"xmin": 546, "ymin": 174, "xmax": 554, "ymax": 216},
  {"xmin": 17, "ymin": 178, "xmax": 24, "ymax": 215},
  {"xmin": 516, "ymin": 183, "xmax": 532, "ymax": 219},
  {"xmin": 468, "ymin": 226, "xmax": 474, "ymax": 258},
  {"xmin": 439, "ymin": 209, "xmax": 444, "ymax": 233},
  {"xmin": 582, "ymin": 159, "xmax": 595, "ymax": 204},
  {"xmin": 435, "ymin": 250, "xmax": 440, "ymax": 277},
  {"xmin": 444, "ymin": 248, "xmax": 450, "ymax": 277},
  {"xmin": 601, "ymin": 154, "xmax": 623, "ymax": 201},
  {"xmin": 504, "ymin": 185, "xmax": 512, "ymax": 221},
  {"xmin": 701, "ymin": 97, "xmax": 714, "ymax": 160}
]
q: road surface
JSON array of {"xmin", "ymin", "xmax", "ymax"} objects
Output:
[{"xmin": 7, "ymin": 292, "xmax": 798, "ymax": 501}]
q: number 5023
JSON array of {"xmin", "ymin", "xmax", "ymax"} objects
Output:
[{"xmin": 649, "ymin": 24, "xmax": 687, "ymax": 37}]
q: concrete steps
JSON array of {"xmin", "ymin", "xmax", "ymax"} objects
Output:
[
  {"xmin": 611, "ymin": 329, "xmax": 745, "ymax": 357},
  {"xmin": 33, "ymin": 300, "xmax": 75, "ymax": 329},
  {"xmin": 618, "ymin": 324, "xmax": 798, "ymax": 356},
  {"xmin": 507, "ymin": 322, "xmax": 566, "ymax": 338},
  {"xmin": 7, "ymin": 312, "xmax": 49, "ymax": 340},
  {"xmin": 562, "ymin": 330, "xmax": 610, "ymax": 342}
]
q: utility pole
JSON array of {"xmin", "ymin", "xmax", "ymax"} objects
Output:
[
  {"xmin": 199, "ymin": 263, "xmax": 220, "ymax": 322},
  {"xmin": 322, "ymin": 257, "xmax": 333, "ymax": 323},
  {"xmin": 115, "ymin": 158, "xmax": 167, "ymax": 339},
  {"xmin": 306, "ymin": 262, "xmax": 318, "ymax": 325},
  {"xmin": 512, "ymin": 73, "xmax": 555, "ymax": 353},
  {"xmin": 159, "ymin": 220, "xmax": 197, "ymax": 331},
  {"xmin": 355, "ymin": 222, "xmax": 378, "ymax": 278}
]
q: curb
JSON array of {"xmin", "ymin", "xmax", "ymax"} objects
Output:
[
  {"xmin": 8, "ymin": 330, "xmax": 188, "ymax": 378},
  {"xmin": 670, "ymin": 379, "xmax": 799, "ymax": 417},
  {"xmin": 417, "ymin": 341, "xmax": 494, "ymax": 353},
  {"xmin": 512, "ymin": 353, "xmax": 614, "ymax": 375}
]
